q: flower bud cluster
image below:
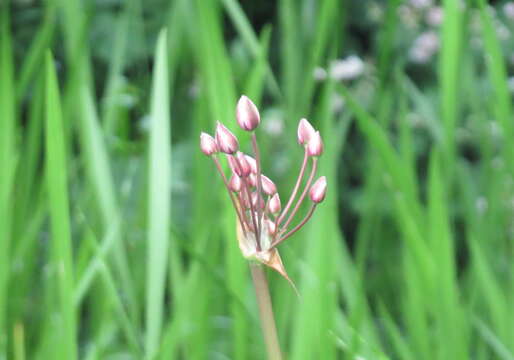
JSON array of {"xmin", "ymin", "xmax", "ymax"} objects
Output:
[{"xmin": 200, "ymin": 95, "xmax": 327, "ymax": 266}]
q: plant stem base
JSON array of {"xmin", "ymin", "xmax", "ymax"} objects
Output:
[{"xmin": 250, "ymin": 263, "xmax": 283, "ymax": 360}]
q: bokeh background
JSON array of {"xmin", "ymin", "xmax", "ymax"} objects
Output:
[{"xmin": 2, "ymin": 0, "xmax": 514, "ymax": 359}]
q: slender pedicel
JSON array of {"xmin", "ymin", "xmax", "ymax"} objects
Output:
[
  {"xmin": 234, "ymin": 155, "xmax": 262, "ymax": 250},
  {"xmin": 211, "ymin": 156, "xmax": 247, "ymax": 234},
  {"xmin": 252, "ymin": 132, "xmax": 264, "ymax": 243},
  {"xmin": 276, "ymin": 175, "xmax": 327, "ymax": 246},
  {"xmin": 282, "ymin": 157, "xmax": 318, "ymax": 230},
  {"xmin": 272, "ymin": 204, "xmax": 317, "ymax": 247},
  {"xmin": 276, "ymin": 149, "xmax": 309, "ymax": 226}
]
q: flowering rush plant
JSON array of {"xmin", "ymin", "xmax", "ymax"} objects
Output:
[{"xmin": 199, "ymin": 96, "xmax": 327, "ymax": 285}]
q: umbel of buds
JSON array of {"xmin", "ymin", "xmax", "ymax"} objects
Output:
[{"xmin": 200, "ymin": 95, "xmax": 327, "ymax": 283}]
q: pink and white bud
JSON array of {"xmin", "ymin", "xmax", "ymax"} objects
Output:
[
  {"xmin": 251, "ymin": 192, "xmax": 265, "ymax": 209},
  {"xmin": 309, "ymin": 176, "xmax": 327, "ymax": 203},
  {"xmin": 261, "ymin": 175, "xmax": 277, "ymax": 195},
  {"xmin": 297, "ymin": 118, "xmax": 316, "ymax": 145},
  {"xmin": 215, "ymin": 122, "xmax": 239, "ymax": 154},
  {"xmin": 306, "ymin": 131, "xmax": 324, "ymax": 157},
  {"xmin": 236, "ymin": 152, "xmax": 251, "ymax": 177},
  {"xmin": 228, "ymin": 174, "xmax": 242, "ymax": 192},
  {"xmin": 245, "ymin": 155, "xmax": 258, "ymax": 174},
  {"xmin": 268, "ymin": 193, "xmax": 281, "ymax": 214},
  {"xmin": 248, "ymin": 173, "xmax": 257, "ymax": 187},
  {"xmin": 227, "ymin": 155, "xmax": 242, "ymax": 177},
  {"xmin": 200, "ymin": 132, "xmax": 218, "ymax": 155},
  {"xmin": 236, "ymin": 95, "xmax": 260, "ymax": 131},
  {"xmin": 266, "ymin": 219, "xmax": 277, "ymax": 235},
  {"xmin": 240, "ymin": 192, "xmax": 251, "ymax": 209}
]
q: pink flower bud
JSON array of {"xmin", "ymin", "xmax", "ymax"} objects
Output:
[
  {"xmin": 306, "ymin": 131, "xmax": 323, "ymax": 157},
  {"xmin": 236, "ymin": 152, "xmax": 251, "ymax": 177},
  {"xmin": 240, "ymin": 192, "xmax": 250, "ymax": 209},
  {"xmin": 309, "ymin": 176, "xmax": 327, "ymax": 203},
  {"xmin": 215, "ymin": 122, "xmax": 239, "ymax": 154},
  {"xmin": 245, "ymin": 155, "xmax": 258, "ymax": 174},
  {"xmin": 248, "ymin": 173, "xmax": 257, "ymax": 187},
  {"xmin": 228, "ymin": 174, "xmax": 242, "ymax": 192},
  {"xmin": 268, "ymin": 193, "xmax": 281, "ymax": 214},
  {"xmin": 236, "ymin": 95, "xmax": 260, "ymax": 131},
  {"xmin": 261, "ymin": 175, "xmax": 277, "ymax": 195},
  {"xmin": 200, "ymin": 132, "xmax": 218, "ymax": 155},
  {"xmin": 297, "ymin": 118, "xmax": 316, "ymax": 145},
  {"xmin": 251, "ymin": 192, "xmax": 265, "ymax": 209},
  {"xmin": 227, "ymin": 155, "xmax": 242, "ymax": 177},
  {"xmin": 266, "ymin": 219, "xmax": 277, "ymax": 235}
]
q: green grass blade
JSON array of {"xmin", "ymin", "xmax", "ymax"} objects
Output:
[
  {"xmin": 474, "ymin": 317, "xmax": 514, "ymax": 360},
  {"xmin": 221, "ymin": 0, "xmax": 281, "ymax": 98},
  {"xmin": 290, "ymin": 76, "xmax": 339, "ymax": 360},
  {"xmin": 427, "ymin": 150, "xmax": 468, "ymax": 359},
  {"xmin": 145, "ymin": 29, "xmax": 172, "ymax": 359},
  {"xmin": 476, "ymin": 0, "xmax": 514, "ymax": 169},
  {"xmin": 243, "ymin": 25, "xmax": 272, "ymax": 103},
  {"xmin": 0, "ymin": 8, "xmax": 16, "ymax": 357},
  {"xmin": 101, "ymin": 1, "xmax": 132, "ymax": 136},
  {"xmin": 57, "ymin": 0, "xmax": 138, "ymax": 323},
  {"xmin": 16, "ymin": 3, "xmax": 56, "ymax": 102},
  {"xmin": 45, "ymin": 51, "xmax": 78, "ymax": 360},
  {"xmin": 439, "ymin": 0, "xmax": 464, "ymax": 164}
]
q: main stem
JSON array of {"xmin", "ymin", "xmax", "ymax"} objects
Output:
[{"xmin": 250, "ymin": 264, "xmax": 282, "ymax": 360}]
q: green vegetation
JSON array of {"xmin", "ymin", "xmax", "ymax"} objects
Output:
[{"xmin": 2, "ymin": 0, "xmax": 513, "ymax": 359}]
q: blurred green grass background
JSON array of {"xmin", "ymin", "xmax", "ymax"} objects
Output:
[{"xmin": 2, "ymin": 0, "xmax": 514, "ymax": 359}]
